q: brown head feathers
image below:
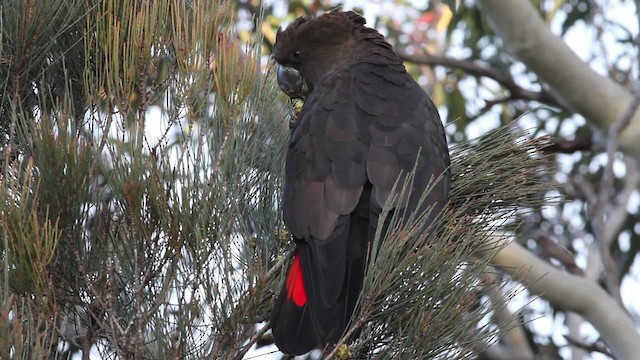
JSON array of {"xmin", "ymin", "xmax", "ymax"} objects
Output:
[{"xmin": 273, "ymin": 10, "xmax": 401, "ymax": 91}]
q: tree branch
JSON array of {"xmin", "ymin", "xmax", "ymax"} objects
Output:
[
  {"xmin": 486, "ymin": 237, "xmax": 640, "ymax": 360},
  {"xmin": 541, "ymin": 135, "xmax": 593, "ymax": 154},
  {"xmin": 563, "ymin": 335, "xmax": 613, "ymax": 358},
  {"xmin": 396, "ymin": 50, "xmax": 561, "ymax": 108},
  {"xmin": 533, "ymin": 234, "xmax": 584, "ymax": 276},
  {"xmin": 231, "ymin": 323, "xmax": 271, "ymax": 360},
  {"xmin": 478, "ymin": 0, "xmax": 640, "ymax": 156}
]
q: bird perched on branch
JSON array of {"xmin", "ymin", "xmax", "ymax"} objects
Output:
[{"xmin": 270, "ymin": 10, "xmax": 451, "ymax": 355}]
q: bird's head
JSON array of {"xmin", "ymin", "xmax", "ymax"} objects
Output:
[{"xmin": 273, "ymin": 10, "xmax": 387, "ymax": 99}]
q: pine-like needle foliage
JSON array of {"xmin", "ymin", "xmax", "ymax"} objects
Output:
[
  {"xmin": 336, "ymin": 127, "xmax": 552, "ymax": 359},
  {"xmin": 1, "ymin": 0, "xmax": 288, "ymax": 358}
]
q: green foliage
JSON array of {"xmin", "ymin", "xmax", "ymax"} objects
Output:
[
  {"xmin": 0, "ymin": 0, "xmax": 87, "ymax": 137},
  {"xmin": 1, "ymin": 0, "xmax": 288, "ymax": 358}
]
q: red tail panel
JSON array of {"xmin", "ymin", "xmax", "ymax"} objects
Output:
[{"xmin": 286, "ymin": 254, "xmax": 307, "ymax": 306}]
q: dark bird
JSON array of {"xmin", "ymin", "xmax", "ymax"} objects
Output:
[{"xmin": 270, "ymin": 10, "xmax": 451, "ymax": 355}]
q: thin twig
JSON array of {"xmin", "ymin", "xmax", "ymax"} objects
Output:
[
  {"xmin": 231, "ymin": 323, "xmax": 272, "ymax": 360},
  {"xmin": 207, "ymin": 246, "xmax": 294, "ymax": 358},
  {"xmin": 603, "ymin": 158, "xmax": 640, "ymax": 245},
  {"xmin": 322, "ymin": 305, "xmax": 373, "ymax": 359},
  {"xmin": 534, "ymin": 234, "xmax": 584, "ymax": 276},
  {"xmin": 265, "ymin": 247, "xmax": 295, "ymax": 281},
  {"xmin": 572, "ymin": 174, "xmax": 596, "ymax": 206},
  {"xmin": 396, "ymin": 50, "xmax": 561, "ymax": 107},
  {"xmin": 563, "ymin": 335, "xmax": 613, "ymax": 357},
  {"xmin": 590, "ymin": 87, "xmax": 640, "ymax": 306},
  {"xmin": 542, "ymin": 135, "xmax": 593, "ymax": 154}
]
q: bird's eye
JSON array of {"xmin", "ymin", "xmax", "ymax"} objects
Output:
[{"xmin": 293, "ymin": 50, "xmax": 301, "ymax": 58}]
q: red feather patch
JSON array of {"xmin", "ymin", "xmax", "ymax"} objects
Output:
[{"xmin": 286, "ymin": 253, "xmax": 307, "ymax": 306}]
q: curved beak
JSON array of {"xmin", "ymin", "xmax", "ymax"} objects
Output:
[{"xmin": 276, "ymin": 65, "xmax": 309, "ymax": 99}]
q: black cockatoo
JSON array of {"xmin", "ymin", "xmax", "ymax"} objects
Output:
[{"xmin": 270, "ymin": 10, "xmax": 451, "ymax": 355}]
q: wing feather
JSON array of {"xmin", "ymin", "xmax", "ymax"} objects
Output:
[
  {"xmin": 286, "ymin": 59, "xmax": 449, "ymax": 248},
  {"xmin": 324, "ymin": 174, "xmax": 364, "ymax": 214}
]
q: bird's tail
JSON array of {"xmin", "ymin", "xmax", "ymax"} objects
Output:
[
  {"xmin": 271, "ymin": 247, "xmax": 364, "ymax": 355},
  {"xmin": 271, "ymin": 251, "xmax": 319, "ymax": 355}
]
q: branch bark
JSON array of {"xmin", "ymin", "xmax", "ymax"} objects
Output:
[
  {"xmin": 478, "ymin": 0, "xmax": 640, "ymax": 156},
  {"xmin": 396, "ymin": 51, "xmax": 560, "ymax": 107},
  {"xmin": 487, "ymin": 238, "xmax": 640, "ymax": 360}
]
